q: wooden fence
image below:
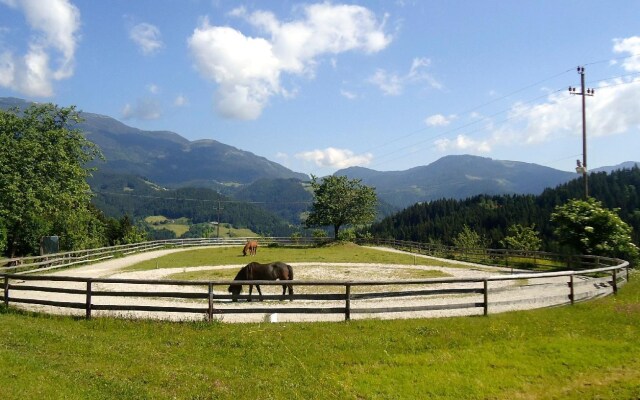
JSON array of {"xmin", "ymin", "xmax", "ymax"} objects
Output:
[
  {"xmin": 0, "ymin": 237, "xmax": 329, "ymax": 275},
  {"xmin": 0, "ymin": 238, "xmax": 631, "ymax": 322}
]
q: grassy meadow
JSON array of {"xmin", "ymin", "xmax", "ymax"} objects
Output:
[
  {"xmin": 144, "ymin": 215, "xmax": 256, "ymax": 238},
  {"xmin": 0, "ymin": 245, "xmax": 638, "ymax": 399},
  {"xmin": 123, "ymin": 242, "xmax": 468, "ymax": 272}
]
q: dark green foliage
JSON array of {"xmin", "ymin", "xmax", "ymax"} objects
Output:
[
  {"xmin": 89, "ymin": 172, "xmax": 297, "ymax": 237},
  {"xmin": 232, "ymin": 178, "xmax": 312, "ymax": 224},
  {"xmin": 306, "ymin": 175, "xmax": 378, "ymax": 238},
  {"xmin": 551, "ymin": 198, "xmax": 639, "ymax": 262},
  {"xmin": 369, "ymin": 167, "xmax": 640, "ymax": 251},
  {"xmin": 500, "ymin": 224, "xmax": 542, "ymax": 251},
  {"xmin": 0, "ymin": 103, "xmax": 102, "ymax": 256}
]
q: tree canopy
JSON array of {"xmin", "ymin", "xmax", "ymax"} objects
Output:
[
  {"xmin": 305, "ymin": 175, "xmax": 377, "ymax": 238},
  {"xmin": 550, "ymin": 198, "xmax": 638, "ymax": 262},
  {"xmin": 0, "ymin": 103, "xmax": 102, "ymax": 256},
  {"xmin": 500, "ymin": 224, "xmax": 542, "ymax": 252}
]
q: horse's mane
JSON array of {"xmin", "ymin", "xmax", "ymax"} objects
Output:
[{"xmin": 232, "ymin": 265, "xmax": 248, "ymax": 281}]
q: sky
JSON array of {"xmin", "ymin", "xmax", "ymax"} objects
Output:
[{"xmin": 1, "ymin": 0, "xmax": 639, "ymax": 178}]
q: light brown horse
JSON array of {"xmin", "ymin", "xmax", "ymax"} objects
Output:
[{"xmin": 242, "ymin": 240, "xmax": 258, "ymax": 256}]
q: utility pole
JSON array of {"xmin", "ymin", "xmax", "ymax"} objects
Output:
[
  {"xmin": 569, "ymin": 66, "xmax": 595, "ymax": 199},
  {"xmin": 216, "ymin": 200, "xmax": 223, "ymax": 238}
]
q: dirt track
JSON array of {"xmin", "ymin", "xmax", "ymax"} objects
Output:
[{"xmin": 8, "ymin": 247, "xmax": 615, "ymax": 323}]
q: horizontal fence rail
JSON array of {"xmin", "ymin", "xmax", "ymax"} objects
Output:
[
  {"xmin": 0, "ymin": 238, "xmax": 631, "ymax": 322},
  {"xmin": 0, "ymin": 237, "xmax": 330, "ymax": 275}
]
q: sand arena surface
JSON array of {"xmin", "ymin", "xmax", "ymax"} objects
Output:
[{"xmin": 7, "ymin": 247, "xmax": 615, "ymax": 323}]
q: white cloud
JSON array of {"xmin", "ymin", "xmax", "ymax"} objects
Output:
[
  {"xmin": 174, "ymin": 94, "xmax": 188, "ymax": 107},
  {"xmin": 369, "ymin": 57, "xmax": 441, "ymax": 95},
  {"xmin": 295, "ymin": 147, "xmax": 373, "ymax": 168},
  {"xmin": 188, "ymin": 3, "xmax": 391, "ymax": 120},
  {"xmin": 613, "ymin": 36, "xmax": 640, "ymax": 72},
  {"xmin": 434, "ymin": 135, "xmax": 491, "ymax": 153},
  {"xmin": 0, "ymin": 0, "xmax": 80, "ymax": 96},
  {"xmin": 425, "ymin": 113, "xmax": 456, "ymax": 127},
  {"xmin": 432, "ymin": 37, "xmax": 640, "ymax": 156},
  {"xmin": 129, "ymin": 22, "xmax": 163, "ymax": 55},
  {"xmin": 369, "ymin": 69, "xmax": 402, "ymax": 96},
  {"xmin": 340, "ymin": 89, "xmax": 357, "ymax": 100},
  {"xmin": 122, "ymin": 98, "xmax": 162, "ymax": 120},
  {"xmin": 493, "ymin": 74, "xmax": 640, "ymax": 148},
  {"xmin": 147, "ymin": 83, "xmax": 160, "ymax": 94}
]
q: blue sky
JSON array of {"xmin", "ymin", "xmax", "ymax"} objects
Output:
[{"xmin": 1, "ymin": 0, "xmax": 639, "ymax": 177}]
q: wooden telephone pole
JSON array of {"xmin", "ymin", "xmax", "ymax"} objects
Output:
[{"xmin": 569, "ymin": 66, "xmax": 595, "ymax": 199}]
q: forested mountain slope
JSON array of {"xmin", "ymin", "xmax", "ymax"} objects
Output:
[
  {"xmin": 368, "ymin": 167, "xmax": 640, "ymax": 249},
  {"xmin": 89, "ymin": 172, "xmax": 296, "ymax": 236}
]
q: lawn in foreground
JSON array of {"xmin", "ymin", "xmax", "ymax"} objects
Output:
[{"xmin": 0, "ymin": 273, "xmax": 638, "ymax": 399}]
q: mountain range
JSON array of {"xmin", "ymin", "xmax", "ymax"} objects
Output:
[
  {"xmin": 335, "ymin": 156, "xmax": 577, "ymax": 209},
  {"xmin": 0, "ymin": 97, "xmax": 307, "ymax": 191},
  {"xmin": 2, "ymin": 96, "xmax": 638, "ymax": 213}
]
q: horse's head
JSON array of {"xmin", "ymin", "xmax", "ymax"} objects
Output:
[{"xmin": 228, "ymin": 284, "xmax": 242, "ymax": 301}]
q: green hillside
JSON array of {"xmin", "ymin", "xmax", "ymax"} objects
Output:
[
  {"xmin": 369, "ymin": 167, "xmax": 640, "ymax": 251},
  {"xmin": 89, "ymin": 171, "xmax": 296, "ymax": 237}
]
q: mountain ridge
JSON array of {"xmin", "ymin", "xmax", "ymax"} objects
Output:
[
  {"xmin": 336, "ymin": 155, "xmax": 582, "ymax": 208},
  {"xmin": 3, "ymin": 97, "xmax": 638, "ymax": 212},
  {"xmin": 0, "ymin": 97, "xmax": 309, "ymax": 188}
]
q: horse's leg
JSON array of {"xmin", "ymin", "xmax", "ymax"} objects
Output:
[
  {"xmin": 288, "ymin": 283, "xmax": 294, "ymax": 301},
  {"xmin": 256, "ymin": 285, "xmax": 263, "ymax": 301},
  {"xmin": 281, "ymin": 284, "xmax": 286, "ymax": 301},
  {"xmin": 248, "ymin": 284, "xmax": 253, "ymax": 302}
]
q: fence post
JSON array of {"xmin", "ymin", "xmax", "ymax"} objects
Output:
[
  {"xmin": 85, "ymin": 280, "xmax": 92, "ymax": 320},
  {"xmin": 345, "ymin": 284, "xmax": 351, "ymax": 321},
  {"xmin": 483, "ymin": 279, "xmax": 488, "ymax": 316},
  {"xmin": 612, "ymin": 269, "xmax": 618, "ymax": 295},
  {"xmin": 208, "ymin": 282, "xmax": 214, "ymax": 322},
  {"xmin": 3, "ymin": 275, "xmax": 8, "ymax": 307},
  {"xmin": 569, "ymin": 274, "xmax": 575, "ymax": 305}
]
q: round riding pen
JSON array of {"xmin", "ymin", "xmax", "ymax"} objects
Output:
[{"xmin": 0, "ymin": 238, "xmax": 630, "ymax": 323}]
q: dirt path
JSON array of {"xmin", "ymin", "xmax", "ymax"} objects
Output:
[{"xmin": 7, "ymin": 246, "xmax": 614, "ymax": 323}]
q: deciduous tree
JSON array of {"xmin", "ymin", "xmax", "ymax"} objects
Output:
[
  {"xmin": 0, "ymin": 103, "xmax": 102, "ymax": 256},
  {"xmin": 452, "ymin": 225, "xmax": 490, "ymax": 249},
  {"xmin": 550, "ymin": 198, "xmax": 638, "ymax": 262},
  {"xmin": 500, "ymin": 224, "xmax": 542, "ymax": 252},
  {"xmin": 305, "ymin": 175, "xmax": 377, "ymax": 238}
]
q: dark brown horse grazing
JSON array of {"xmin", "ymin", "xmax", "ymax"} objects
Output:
[
  {"xmin": 228, "ymin": 261, "xmax": 294, "ymax": 302},
  {"xmin": 242, "ymin": 240, "xmax": 258, "ymax": 256}
]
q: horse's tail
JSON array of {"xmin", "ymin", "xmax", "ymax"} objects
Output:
[
  {"xmin": 287, "ymin": 263, "xmax": 293, "ymax": 280},
  {"xmin": 286, "ymin": 263, "xmax": 294, "ymax": 300}
]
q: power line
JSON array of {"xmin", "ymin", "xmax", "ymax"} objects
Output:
[
  {"xmin": 93, "ymin": 190, "xmax": 314, "ymax": 205},
  {"xmin": 583, "ymin": 52, "xmax": 640, "ymax": 67},
  {"xmin": 358, "ymin": 68, "xmax": 576, "ymax": 158},
  {"xmin": 369, "ymin": 89, "xmax": 572, "ymax": 169},
  {"xmin": 362, "ymin": 67, "xmax": 640, "ymax": 171}
]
